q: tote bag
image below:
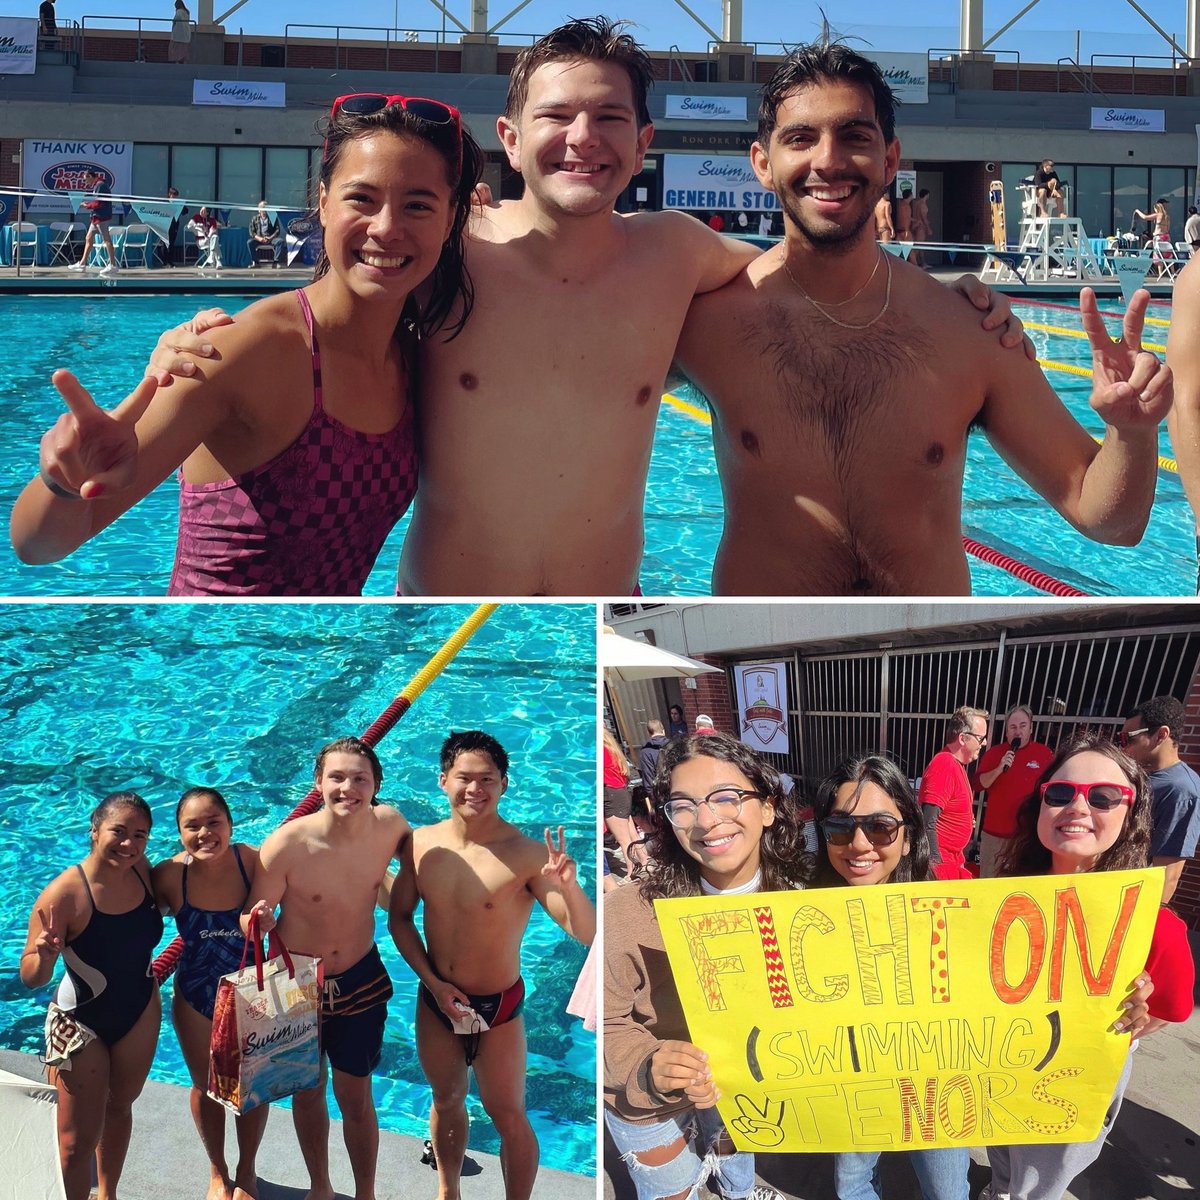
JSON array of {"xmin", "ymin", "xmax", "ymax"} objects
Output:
[{"xmin": 208, "ymin": 921, "xmax": 323, "ymax": 1114}]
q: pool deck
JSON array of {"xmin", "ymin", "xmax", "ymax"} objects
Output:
[
  {"xmin": 604, "ymin": 927, "xmax": 1200, "ymax": 1200},
  {"xmin": 0, "ymin": 264, "xmax": 311, "ymax": 295},
  {"xmin": 0, "ymin": 1047, "xmax": 596, "ymax": 1200}
]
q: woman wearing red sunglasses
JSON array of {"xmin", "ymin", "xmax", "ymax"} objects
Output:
[
  {"xmin": 14, "ymin": 94, "xmax": 483, "ymax": 595},
  {"xmin": 985, "ymin": 734, "xmax": 1194, "ymax": 1200}
]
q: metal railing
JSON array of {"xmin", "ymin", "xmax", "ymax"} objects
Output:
[
  {"xmin": 1088, "ymin": 52, "xmax": 1191, "ymax": 95},
  {"xmin": 927, "ymin": 47, "xmax": 1021, "ymax": 91},
  {"xmin": 79, "ymin": 14, "xmax": 178, "ymax": 62},
  {"xmin": 1055, "ymin": 56, "xmax": 1107, "ymax": 98}
]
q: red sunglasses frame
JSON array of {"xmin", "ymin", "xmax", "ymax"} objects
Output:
[
  {"xmin": 1039, "ymin": 780, "xmax": 1136, "ymax": 809},
  {"xmin": 324, "ymin": 93, "xmax": 463, "ymax": 162}
]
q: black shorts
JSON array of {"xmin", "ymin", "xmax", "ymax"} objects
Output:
[
  {"xmin": 419, "ymin": 977, "xmax": 525, "ymax": 1064},
  {"xmin": 321, "ymin": 944, "xmax": 393, "ymax": 1077}
]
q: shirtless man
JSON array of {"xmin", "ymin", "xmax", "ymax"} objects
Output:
[
  {"xmin": 872, "ymin": 191, "xmax": 894, "ymax": 242},
  {"xmin": 894, "ymin": 185, "xmax": 913, "ymax": 240},
  {"xmin": 674, "ymin": 43, "xmax": 1171, "ymax": 594},
  {"xmin": 1166, "ymin": 256, "xmax": 1200, "ymax": 590},
  {"xmin": 142, "ymin": 18, "xmax": 1028, "ymax": 597},
  {"xmin": 244, "ymin": 737, "xmax": 409, "ymax": 1200},
  {"xmin": 388, "ymin": 730, "xmax": 594, "ymax": 1200}
]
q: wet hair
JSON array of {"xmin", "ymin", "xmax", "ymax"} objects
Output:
[
  {"xmin": 812, "ymin": 753, "xmax": 933, "ymax": 886},
  {"xmin": 440, "ymin": 730, "xmax": 509, "ymax": 776},
  {"xmin": 757, "ymin": 41, "xmax": 898, "ymax": 146},
  {"xmin": 504, "ymin": 16, "xmax": 654, "ymax": 127},
  {"xmin": 176, "ymin": 786, "xmax": 232, "ymax": 829},
  {"xmin": 1131, "ymin": 695, "xmax": 1183, "ymax": 744},
  {"xmin": 638, "ymin": 733, "xmax": 815, "ymax": 901},
  {"xmin": 313, "ymin": 100, "xmax": 483, "ymax": 343},
  {"xmin": 996, "ymin": 734, "xmax": 1152, "ymax": 876},
  {"xmin": 90, "ymin": 790, "xmax": 153, "ymax": 838},
  {"xmin": 947, "ymin": 705, "xmax": 988, "ymax": 740},
  {"xmin": 314, "ymin": 736, "xmax": 383, "ymax": 793}
]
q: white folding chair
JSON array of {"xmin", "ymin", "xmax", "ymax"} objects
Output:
[
  {"xmin": 1175, "ymin": 241, "xmax": 1195, "ymax": 260},
  {"xmin": 115, "ymin": 223, "xmax": 152, "ymax": 268},
  {"xmin": 47, "ymin": 221, "xmax": 79, "ymax": 265},
  {"xmin": 10, "ymin": 222, "xmax": 39, "ymax": 266},
  {"xmin": 1153, "ymin": 240, "xmax": 1182, "ymax": 279}
]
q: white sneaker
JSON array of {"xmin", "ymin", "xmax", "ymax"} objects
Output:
[
  {"xmin": 745, "ymin": 1187, "xmax": 785, "ymax": 1200},
  {"xmin": 98, "ymin": 263, "xmax": 119, "ymax": 277},
  {"xmin": 66, "ymin": 261, "xmax": 85, "ymax": 271}
]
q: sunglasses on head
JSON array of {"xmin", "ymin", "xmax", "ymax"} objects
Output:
[
  {"xmin": 325, "ymin": 94, "xmax": 463, "ymax": 160},
  {"xmin": 820, "ymin": 812, "xmax": 903, "ymax": 847},
  {"xmin": 1039, "ymin": 780, "xmax": 1135, "ymax": 810}
]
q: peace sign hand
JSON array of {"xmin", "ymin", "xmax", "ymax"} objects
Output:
[
  {"xmin": 34, "ymin": 906, "xmax": 63, "ymax": 962},
  {"xmin": 1083, "ymin": 288, "xmax": 1172, "ymax": 431},
  {"xmin": 542, "ymin": 826, "xmax": 577, "ymax": 887},
  {"xmin": 39, "ymin": 369, "xmax": 158, "ymax": 500}
]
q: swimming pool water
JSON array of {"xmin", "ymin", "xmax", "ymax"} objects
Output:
[
  {"xmin": 0, "ymin": 293, "xmax": 1190, "ymax": 596},
  {"xmin": 0, "ymin": 602, "xmax": 597, "ymax": 1175}
]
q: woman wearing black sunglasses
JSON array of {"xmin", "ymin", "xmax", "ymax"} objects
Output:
[
  {"xmin": 982, "ymin": 734, "xmax": 1193, "ymax": 1200},
  {"xmin": 14, "ymin": 93, "xmax": 483, "ymax": 595},
  {"xmin": 812, "ymin": 754, "xmax": 968, "ymax": 1200}
]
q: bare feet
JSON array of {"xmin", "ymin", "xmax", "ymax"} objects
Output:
[
  {"xmin": 302, "ymin": 1188, "xmax": 336, "ymax": 1200},
  {"xmin": 232, "ymin": 1187, "xmax": 258, "ymax": 1200}
]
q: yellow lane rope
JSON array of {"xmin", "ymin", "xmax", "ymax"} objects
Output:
[
  {"xmin": 399, "ymin": 603, "xmax": 499, "ymax": 703},
  {"xmin": 1023, "ymin": 320, "xmax": 1166, "ymax": 353}
]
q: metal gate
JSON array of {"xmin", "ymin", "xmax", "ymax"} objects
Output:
[{"xmin": 729, "ymin": 620, "xmax": 1200, "ymax": 792}]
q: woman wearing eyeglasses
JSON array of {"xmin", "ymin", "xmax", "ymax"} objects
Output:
[
  {"xmin": 982, "ymin": 734, "xmax": 1193, "ymax": 1200},
  {"xmin": 604, "ymin": 732, "xmax": 813, "ymax": 1200},
  {"xmin": 13, "ymin": 94, "xmax": 483, "ymax": 595},
  {"xmin": 811, "ymin": 753, "xmax": 970, "ymax": 1200}
]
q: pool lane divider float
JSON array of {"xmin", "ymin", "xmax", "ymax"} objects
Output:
[
  {"xmin": 1013, "ymin": 298, "xmax": 1171, "ymax": 328},
  {"xmin": 663, "ymin": 393, "xmax": 1090, "ymax": 596},
  {"xmin": 151, "ymin": 602, "xmax": 500, "ymax": 983}
]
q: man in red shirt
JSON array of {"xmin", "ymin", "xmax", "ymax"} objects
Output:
[
  {"xmin": 917, "ymin": 705, "xmax": 988, "ymax": 875},
  {"xmin": 972, "ymin": 704, "xmax": 1053, "ymax": 877}
]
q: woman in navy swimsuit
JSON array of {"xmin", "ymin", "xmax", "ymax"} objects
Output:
[
  {"xmin": 153, "ymin": 787, "xmax": 262, "ymax": 1200},
  {"xmin": 20, "ymin": 791, "xmax": 164, "ymax": 1200}
]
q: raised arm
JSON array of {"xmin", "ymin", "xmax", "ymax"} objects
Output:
[
  {"xmin": 143, "ymin": 308, "xmax": 235, "ymax": 386},
  {"xmin": 19, "ymin": 880, "xmax": 77, "ymax": 989},
  {"xmin": 386, "ymin": 837, "xmax": 470, "ymax": 1020},
  {"xmin": 661, "ymin": 210, "xmax": 761, "ymax": 295},
  {"xmin": 529, "ymin": 825, "xmax": 596, "ymax": 946},
  {"xmin": 1166, "ymin": 258, "xmax": 1200, "ymax": 554},
  {"xmin": 980, "ymin": 288, "xmax": 1170, "ymax": 544},
  {"xmin": 10, "ymin": 332, "xmax": 240, "ymax": 564}
]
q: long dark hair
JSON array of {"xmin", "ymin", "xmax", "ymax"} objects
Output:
[
  {"xmin": 997, "ymin": 734, "xmax": 1152, "ymax": 876},
  {"xmin": 313, "ymin": 101, "xmax": 483, "ymax": 343},
  {"xmin": 638, "ymin": 732, "xmax": 814, "ymax": 901},
  {"xmin": 812, "ymin": 753, "xmax": 934, "ymax": 886}
]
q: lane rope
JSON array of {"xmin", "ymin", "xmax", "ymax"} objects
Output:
[{"xmin": 151, "ymin": 603, "xmax": 499, "ymax": 982}]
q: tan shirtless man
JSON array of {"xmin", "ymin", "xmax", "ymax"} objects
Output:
[
  {"xmin": 388, "ymin": 731, "xmax": 594, "ymax": 1200},
  {"xmin": 675, "ymin": 43, "xmax": 1171, "ymax": 594},
  {"xmin": 143, "ymin": 19, "xmax": 1028, "ymax": 597},
  {"xmin": 1166, "ymin": 255, "xmax": 1200, "ymax": 590},
  {"xmin": 244, "ymin": 737, "xmax": 410, "ymax": 1200},
  {"xmin": 872, "ymin": 191, "xmax": 894, "ymax": 242}
]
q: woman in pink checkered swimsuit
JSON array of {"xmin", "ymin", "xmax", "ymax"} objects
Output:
[{"xmin": 13, "ymin": 95, "xmax": 483, "ymax": 596}]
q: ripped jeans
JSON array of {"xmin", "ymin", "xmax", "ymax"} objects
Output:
[{"xmin": 605, "ymin": 1106, "xmax": 756, "ymax": 1200}]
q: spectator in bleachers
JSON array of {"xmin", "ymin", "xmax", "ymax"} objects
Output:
[{"xmin": 168, "ymin": 0, "xmax": 191, "ymax": 63}]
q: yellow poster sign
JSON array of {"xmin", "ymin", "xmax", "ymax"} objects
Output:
[{"xmin": 655, "ymin": 869, "xmax": 1158, "ymax": 1153}]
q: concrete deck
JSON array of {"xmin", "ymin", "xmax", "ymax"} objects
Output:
[
  {"xmin": 604, "ymin": 928, "xmax": 1200, "ymax": 1200},
  {"xmin": 0, "ymin": 1048, "xmax": 596, "ymax": 1200},
  {"xmin": 0, "ymin": 263, "xmax": 310, "ymax": 295}
]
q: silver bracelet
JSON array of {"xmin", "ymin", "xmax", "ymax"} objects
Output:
[{"xmin": 39, "ymin": 467, "xmax": 82, "ymax": 501}]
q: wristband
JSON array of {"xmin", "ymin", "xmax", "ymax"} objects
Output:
[{"xmin": 39, "ymin": 468, "xmax": 83, "ymax": 501}]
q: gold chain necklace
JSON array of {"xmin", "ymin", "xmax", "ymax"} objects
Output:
[{"xmin": 782, "ymin": 249, "xmax": 893, "ymax": 330}]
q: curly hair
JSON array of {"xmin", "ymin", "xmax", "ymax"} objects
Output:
[
  {"xmin": 996, "ymin": 734, "xmax": 1152, "ymax": 876},
  {"xmin": 811, "ymin": 752, "xmax": 934, "ymax": 886},
  {"xmin": 638, "ymin": 732, "xmax": 814, "ymax": 902},
  {"xmin": 313, "ymin": 101, "xmax": 483, "ymax": 347}
]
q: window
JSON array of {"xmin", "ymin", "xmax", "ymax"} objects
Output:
[
  {"xmin": 217, "ymin": 145, "xmax": 262, "ymax": 214},
  {"xmin": 265, "ymin": 147, "xmax": 312, "ymax": 211},
  {"xmin": 1113, "ymin": 166, "xmax": 1148, "ymax": 237},
  {"xmin": 171, "ymin": 145, "xmax": 217, "ymax": 207},
  {"xmin": 132, "ymin": 144, "xmax": 169, "ymax": 208},
  {"xmin": 1075, "ymin": 165, "xmax": 1112, "ymax": 238}
]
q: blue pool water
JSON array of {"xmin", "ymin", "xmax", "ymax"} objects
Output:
[
  {"xmin": 0, "ymin": 293, "xmax": 1190, "ymax": 596},
  {"xmin": 0, "ymin": 602, "xmax": 597, "ymax": 1175}
]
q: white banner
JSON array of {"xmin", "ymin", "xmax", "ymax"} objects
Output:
[
  {"xmin": 193, "ymin": 79, "xmax": 286, "ymax": 107},
  {"xmin": 1090, "ymin": 107, "xmax": 1165, "ymax": 133},
  {"xmin": 662, "ymin": 153, "xmax": 779, "ymax": 212},
  {"xmin": 131, "ymin": 199, "xmax": 186, "ymax": 244},
  {"xmin": 665, "ymin": 94, "xmax": 748, "ymax": 121},
  {"xmin": 1112, "ymin": 251, "xmax": 1153, "ymax": 306},
  {"xmin": 0, "ymin": 17, "xmax": 38, "ymax": 74},
  {"xmin": 734, "ymin": 662, "xmax": 789, "ymax": 754},
  {"xmin": 865, "ymin": 51, "xmax": 928, "ymax": 104},
  {"xmin": 22, "ymin": 140, "xmax": 133, "ymax": 214}
]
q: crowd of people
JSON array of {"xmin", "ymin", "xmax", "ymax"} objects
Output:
[
  {"xmin": 22, "ymin": 731, "xmax": 595, "ymax": 1200},
  {"xmin": 603, "ymin": 695, "xmax": 1198, "ymax": 1200}
]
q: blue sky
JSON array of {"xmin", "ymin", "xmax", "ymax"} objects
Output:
[{"xmin": 47, "ymin": 0, "xmax": 1187, "ymax": 60}]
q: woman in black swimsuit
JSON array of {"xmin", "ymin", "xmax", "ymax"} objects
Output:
[{"xmin": 20, "ymin": 791, "xmax": 164, "ymax": 1200}]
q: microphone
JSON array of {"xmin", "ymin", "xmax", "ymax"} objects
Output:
[{"xmin": 1000, "ymin": 736, "xmax": 1020, "ymax": 770}]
